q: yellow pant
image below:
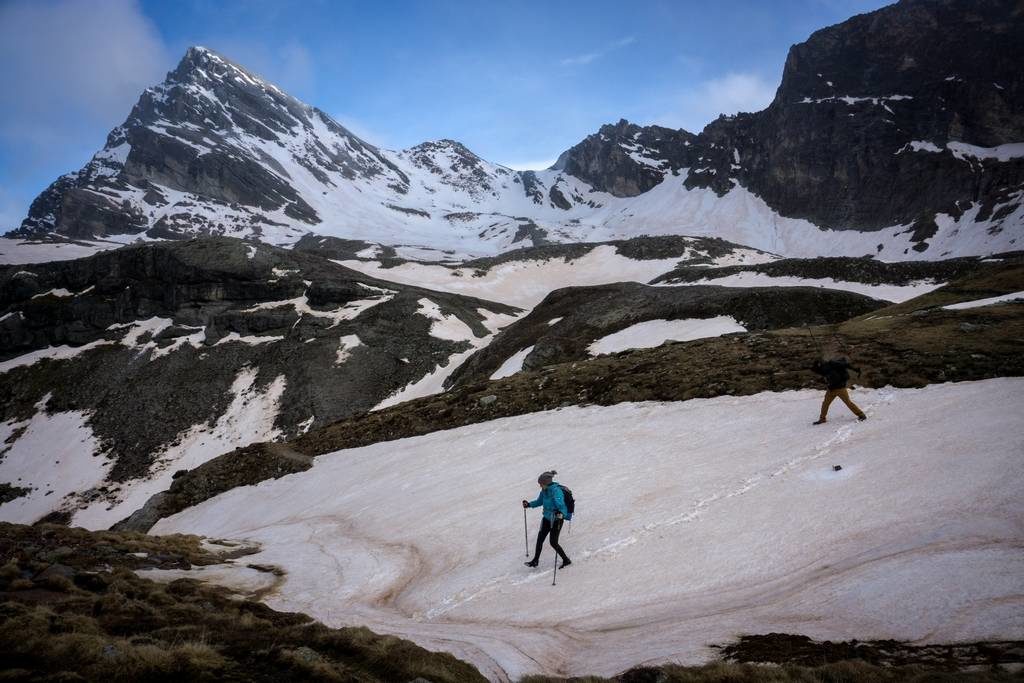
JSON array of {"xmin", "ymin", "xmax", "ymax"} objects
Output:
[{"xmin": 820, "ymin": 388, "xmax": 865, "ymax": 420}]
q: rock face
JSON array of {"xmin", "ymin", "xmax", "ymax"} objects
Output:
[
  {"xmin": 7, "ymin": 1, "xmax": 1024, "ymax": 259},
  {"xmin": 14, "ymin": 47, "xmax": 404, "ymax": 242},
  {"xmin": 552, "ymin": 121, "xmax": 696, "ymax": 197},
  {"xmin": 0, "ymin": 238, "xmax": 516, "ymax": 522},
  {"xmin": 719, "ymin": 0, "xmax": 1024, "ymax": 233},
  {"xmin": 551, "ymin": 0, "xmax": 1024, "ymax": 246}
]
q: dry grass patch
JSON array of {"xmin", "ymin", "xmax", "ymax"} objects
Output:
[{"xmin": 0, "ymin": 522, "xmax": 486, "ymax": 682}]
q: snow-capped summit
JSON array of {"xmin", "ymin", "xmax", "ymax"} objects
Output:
[{"xmin": 9, "ymin": 0, "xmax": 1024, "ymax": 261}]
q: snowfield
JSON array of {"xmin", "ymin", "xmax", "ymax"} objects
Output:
[
  {"xmin": 666, "ymin": 271, "xmax": 945, "ymax": 303},
  {"xmin": 588, "ymin": 317, "xmax": 747, "ymax": 355},
  {"xmin": 0, "ymin": 397, "xmax": 107, "ymax": 524},
  {"xmin": 0, "ymin": 237, "xmax": 129, "ymax": 265},
  {"xmin": 153, "ymin": 378, "xmax": 1024, "ymax": 681},
  {"xmin": 942, "ymin": 290, "xmax": 1024, "ymax": 310}
]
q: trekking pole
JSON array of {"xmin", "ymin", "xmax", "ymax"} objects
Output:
[
  {"xmin": 524, "ymin": 508, "xmax": 529, "ymax": 556},
  {"xmin": 804, "ymin": 323, "xmax": 823, "ymax": 355},
  {"xmin": 552, "ymin": 550, "xmax": 558, "ymax": 586}
]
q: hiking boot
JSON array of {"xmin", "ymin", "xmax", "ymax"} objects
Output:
[
  {"xmin": 524, "ymin": 560, "xmax": 538, "ymax": 568},
  {"xmin": 812, "ymin": 419, "xmax": 827, "ymax": 425},
  {"xmin": 559, "ymin": 559, "xmax": 572, "ymax": 569},
  {"xmin": 858, "ymin": 415, "xmax": 867, "ymax": 421}
]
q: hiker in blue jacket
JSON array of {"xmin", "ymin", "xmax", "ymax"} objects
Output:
[{"xmin": 522, "ymin": 470, "xmax": 572, "ymax": 569}]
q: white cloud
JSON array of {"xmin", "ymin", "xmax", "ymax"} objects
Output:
[
  {"xmin": 657, "ymin": 72, "xmax": 778, "ymax": 133},
  {"xmin": 0, "ymin": 0, "xmax": 172, "ymax": 229},
  {"xmin": 0, "ymin": 0, "xmax": 170, "ymax": 135}
]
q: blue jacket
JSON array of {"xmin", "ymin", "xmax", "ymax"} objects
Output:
[{"xmin": 527, "ymin": 482, "xmax": 572, "ymax": 522}]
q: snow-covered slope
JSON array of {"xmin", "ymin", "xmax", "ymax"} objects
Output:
[{"xmin": 152, "ymin": 378, "xmax": 1024, "ymax": 681}]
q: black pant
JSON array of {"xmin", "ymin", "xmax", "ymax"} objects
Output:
[{"xmin": 532, "ymin": 517, "xmax": 569, "ymax": 564}]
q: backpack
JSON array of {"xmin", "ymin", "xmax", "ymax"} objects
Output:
[{"xmin": 556, "ymin": 483, "xmax": 575, "ymax": 515}]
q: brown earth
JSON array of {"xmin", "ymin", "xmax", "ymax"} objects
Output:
[
  {"xmin": 0, "ymin": 522, "xmax": 486, "ymax": 682},
  {"xmin": 718, "ymin": 633, "xmax": 1024, "ymax": 670}
]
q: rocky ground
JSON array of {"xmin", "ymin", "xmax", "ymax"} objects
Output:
[
  {"xmin": 446, "ymin": 282, "xmax": 885, "ymax": 387},
  {"xmin": 457, "ymin": 236, "xmax": 761, "ymax": 272},
  {"xmin": 653, "ymin": 253, "xmax": 1016, "ymax": 286},
  {"xmin": 0, "ymin": 237, "xmax": 517, "ymax": 521}
]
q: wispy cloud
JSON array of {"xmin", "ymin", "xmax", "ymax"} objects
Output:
[
  {"xmin": 0, "ymin": 0, "xmax": 170, "ymax": 143},
  {"xmin": 559, "ymin": 35, "xmax": 636, "ymax": 68},
  {"xmin": 560, "ymin": 52, "xmax": 602, "ymax": 67}
]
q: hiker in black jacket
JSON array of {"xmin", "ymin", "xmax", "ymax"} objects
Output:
[{"xmin": 811, "ymin": 357, "xmax": 867, "ymax": 424}]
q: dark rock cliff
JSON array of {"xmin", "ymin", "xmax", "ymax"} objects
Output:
[{"xmin": 552, "ymin": 0, "xmax": 1024, "ymax": 241}]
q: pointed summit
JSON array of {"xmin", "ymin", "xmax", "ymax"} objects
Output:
[
  {"xmin": 168, "ymin": 45, "xmax": 281, "ymax": 95},
  {"xmin": 9, "ymin": 45, "xmax": 405, "ymax": 240}
]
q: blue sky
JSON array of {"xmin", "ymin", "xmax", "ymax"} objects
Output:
[{"xmin": 0, "ymin": 0, "xmax": 892, "ymax": 231}]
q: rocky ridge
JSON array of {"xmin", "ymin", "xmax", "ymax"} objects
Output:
[
  {"xmin": 555, "ymin": 0, "xmax": 1024, "ymax": 247},
  {"xmin": 444, "ymin": 282, "xmax": 887, "ymax": 387},
  {"xmin": 7, "ymin": 1, "xmax": 1024, "ymax": 259},
  {"xmin": 0, "ymin": 238, "xmax": 517, "ymax": 525}
]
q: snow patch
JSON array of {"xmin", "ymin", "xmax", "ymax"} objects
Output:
[
  {"xmin": 335, "ymin": 334, "xmax": 363, "ymax": 364},
  {"xmin": 0, "ymin": 339, "xmax": 115, "ymax": 375},
  {"xmin": 942, "ymin": 291, "xmax": 1024, "ymax": 310},
  {"xmin": 0, "ymin": 397, "xmax": 107, "ymax": 525},
  {"xmin": 0, "ymin": 238, "xmax": 125, "ymax": 265},
  {"xmin": 416, "ymin": 298, "xmax": 475, "ymax": 342},
  {"xmin": 31, "ymin": 288, "xmax": 73, "ymax": 299},
  {"xmin": 243, "ymin": 287, "xmax": 393, "ymax": 327},
  {"xmin": 73, "ymin": 367, "xmax": 287, "ymax": 530},
  {"xmin": 667, "ymin": 271, "xmax": 942, "ymax": 303},
  {"xmin": 490, "ymin": 345, "xmax": 535, "ymax": 379},
  {"xmin": 215, "ymin": 332, "xmax": 284, "ymax": 346},
  {"xmin": 896, "ymin": 140, "xmax": 1024, "ymax": 162},
  {"xmin": 339, "ymin": 244, "xmax": 769, "ymax": 309},
  {"xmin": 373, "ymin": 310, "xmax": 519, "ymax": 410},
  {"xmin": 947, "ymin": 142, "xmax": 1024, "ymax": 162},
  {"xmin": 588, "ymin": 317, "xmax": 746, "ymax": 355}
]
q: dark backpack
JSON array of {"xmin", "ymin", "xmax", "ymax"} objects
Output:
[{"xmin": 556, "ymin": 484, "xmax": 575, "ymax": 515}]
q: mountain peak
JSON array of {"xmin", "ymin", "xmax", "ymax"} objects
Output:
[
  {"xmin": 168, "ymin": 45, "xmax": 282, "ymax": 96},
  {"xmin": 410, "ymin": 139, "xmax": 476, "ymax": 154}
]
